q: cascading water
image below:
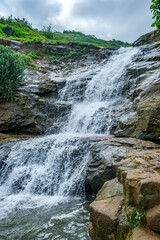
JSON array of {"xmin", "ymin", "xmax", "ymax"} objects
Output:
[{"xmin": 0, "ymin": 47, "xmax": 139, "ymax": 240}]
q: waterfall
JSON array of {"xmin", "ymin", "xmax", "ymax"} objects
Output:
[
  {"xmin": 60, "ymin": 47, "xmax": 139, "ymax": 134},
  {"xmin": 0, "ymin": 47, "xmax": 139, "ymax": 240}
]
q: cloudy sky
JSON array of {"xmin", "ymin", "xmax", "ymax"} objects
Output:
[{"xmin": 0, "ymin": 0, "xmax": 154, "ymax": 42}]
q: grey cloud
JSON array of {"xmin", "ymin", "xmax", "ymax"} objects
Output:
[
  {"xmin": 72, "ymin": 0, "xmax": 154, "ymax": 42},
  {"xmin": 0, "ymin": 0, "xmax": 62, "ymax": 29}
]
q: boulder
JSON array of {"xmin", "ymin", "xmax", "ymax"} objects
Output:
[
  {"xmin": 116, "ymin": 150, "xmax": 160, "ymax": 209},
  {"xmin": 95, "ymin": 178, "xmax": 123, "ymax": 201},
  {"xmin": 89, "ymin": 196, "xmax": 123, "ymax": 240},
  {"xmin": 146, "ymin": 205, "xmax": 160, "ymax": 232},
  {"xmin": 133, "ymin": 95, "xmax": 160, "ymax": 139},
  {"xmin": 125, "ymin": 172, "xmax": 160, "ymax": 209}
]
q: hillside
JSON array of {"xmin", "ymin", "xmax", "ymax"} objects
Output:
[{"xmin": 0, "ymin": 16, "xmax": 131, "ymax": 48}]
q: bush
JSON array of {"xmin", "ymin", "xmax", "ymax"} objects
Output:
[
  {"xmin": 150, "ymin": 0, "xmax": 160, "ymax": 32},
  {"xmin": 0, "ymin": 45, "xmax": 25, "ymax": 102}
]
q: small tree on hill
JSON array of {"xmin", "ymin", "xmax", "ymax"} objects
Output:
[{"xmin": 0, "ymin": 45, "xmax": 25, "ymax": 102}]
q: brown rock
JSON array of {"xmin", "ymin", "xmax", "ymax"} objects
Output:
[
  {"xmin": 89, "ymin": 196, "xmax": 123, "ymax": 240},
  {"xmin": 146, "ymin": 205, "xmax": 160, "ymax": 232},
  {"xmin": 95, "ymin": 178, "xmax": 123, "ymax": 201},
  {"xmin": 134, "ymin": 96, "xmax": 160, "ymax": 139},
  {"xmin": 126, "ymin": 227, "xmax": 160, "ymax": 240},
  {"xmin": 125, "ymin": 172, "xmax": 160, "ymax": 209}
]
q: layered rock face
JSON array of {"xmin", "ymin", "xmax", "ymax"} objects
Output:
[
  {"xmin": 115, "ymin": 41, "xmax": 160, "ymax": 139},
  {"xmin": 89, "ymin": 149, "xmax": 160, "ymax": 240},
  {"xmin": 0, "ymin": 38, "xmax": 111, "ymax": 134}
]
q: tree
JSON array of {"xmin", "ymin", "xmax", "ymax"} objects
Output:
[
  {"xmin": 0, "ymin": 45, "xmax": 25, "ymax": 102},
  {"xmin": 42, "ymin": 24, "xmax": 54, "ymax": 39},
  {"xmin": 150, "ymin": 0, "xmax": 160, "ymax": 33}
]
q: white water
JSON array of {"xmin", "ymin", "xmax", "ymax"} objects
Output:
[
  {"xmin": 60, "ymin": 47, "xmax": 139, "ymax": 134},
  {"xmin": 0, "ymin": 47, "xmax": 139, "ymax": 240}
]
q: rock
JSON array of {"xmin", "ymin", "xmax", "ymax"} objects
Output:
[
  {"xmin": 116, "ymin": 150, "xmax": 160, "ymax": 209},
  {"xmin": 126, "ymin": 227, "xmax": 160, "ymax": 240},
  {"xmin": 3, "ymin": 25, "xmax": 13, "ymax": 35},
  {"xmin": 125, "ymin": 172, "xmax": 160, "ymax": 209},
  {"xmin": 89, "ymin": 148, "xmax": 160, "ymax": 240},
  {"xmin": 89, "ymin": 222, "xmax": 96, "ymax": 240},
  {"xmin": 136, "ymin": 98, "xmax": 160, "ymax": 139},
  {"xmin": 115, "ymin": 42, "xmax": 160, "ymax": 140},
  {"xmin": 146, "ymin": 205, "xmax": 160, "ymax": 232},
  {"xmin": 0, "ymin": 37, "xmax": 21, "ymax": 51},
  {"xmin": 133, "ymin": 30, "xmax": 160, "ymax": 47},
  {"xmin": 116, "ymin": 207, "xmax": 131, "ymax": 240},
  {"xmin": 95, "ymin": 178, "xmax": 123, "ymax": 201},
  {"xmin": 86, "ymin": 138, "xmax": 159, "ymax": 194},
  {"xmin": 89, "ymin": 196, "xmax": 123, "ymax": 240}
]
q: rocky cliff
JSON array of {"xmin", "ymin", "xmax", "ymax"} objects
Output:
[
  {"xmin": 0, "ymin": 39, "xmax": 160, "ymax": 139},
  {"xmin": 89, "ymin": 149, "xmax": 160, "ymax": 240},
  {"xmin": 88, "ymin": 31, "xmax": 160, "ymax": 240}
]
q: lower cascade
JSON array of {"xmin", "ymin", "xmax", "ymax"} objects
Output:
[{"xmin": 0, "ymin": 47, "xmax": 148, "ymax": 240}]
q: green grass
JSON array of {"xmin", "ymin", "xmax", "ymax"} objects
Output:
[{"xmin": 0, "ymin": 16, "xmax": 131, "ymax": 48}]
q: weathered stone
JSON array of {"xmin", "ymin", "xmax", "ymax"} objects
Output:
[
  {"xmin": 125, "ymin": 172, "xmax": 160, "ymax": 209},
  {"xmin": 95, "ymin": 178, "xmax": 123, "ymax": 201},
  {"xmin": 126, "ymin": 227, "xmax": 160, "ymax": 240},
  {"xmin": 115, "ymin": 42, "xmax": 160, "ymax": 140},
  {"xmin": 89, "ymin": 196, "xmax": 123, "ymax": 240},
  {"xmin": 134, "ymin": 96, "xmax": 160, "ymax": 139},
  {"xmin": 133, "ymin": 30, "xmax": 160, "ymax": 46},
  {"xmin": 146, "ymin": 205, "xmax": 160, "ymax": 232}
]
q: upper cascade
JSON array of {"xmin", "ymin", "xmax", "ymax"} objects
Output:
[{"xmin": 59, "ymin": 47, "xmax": 139, "ymax": 134}]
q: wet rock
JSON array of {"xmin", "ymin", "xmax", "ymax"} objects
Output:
[
  {"xmin": 146, "ymin": 205, "xmax": 160, "ymax": 232},
  {"xmin": 89, "ymin": 196, "xmax": 123, "ymax": 240},
  {"xmin": 0, "ymin": 69, "xmax": 70, "ymax": 134}
]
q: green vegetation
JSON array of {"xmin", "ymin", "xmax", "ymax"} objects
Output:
[
  {"xmin": 150, "ymin": 0, "xmax": 160, "ymax": 33},
  {"xmin": 0, "ymin": 16, "xmax": 131, "ymax": 48},
  {"xmin": 0, "ymin": 45, "xmax": 25, "ymax": 102},
  {"xmin": 127, "ymin": 209, "xmax": 145, "ymax": 228}
]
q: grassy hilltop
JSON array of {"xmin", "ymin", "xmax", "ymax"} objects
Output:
[{"xmin": 0, "ymin": 16, "xmax": 131, "ymax": 48}]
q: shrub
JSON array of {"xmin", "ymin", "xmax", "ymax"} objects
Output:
[
  {"xmin": 0, "ymin": 45, "xmax": 25, "ymax": 102},
  {"xmin": 150, "ymin": 0, "xmax": 160, "ymax": 32}
]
